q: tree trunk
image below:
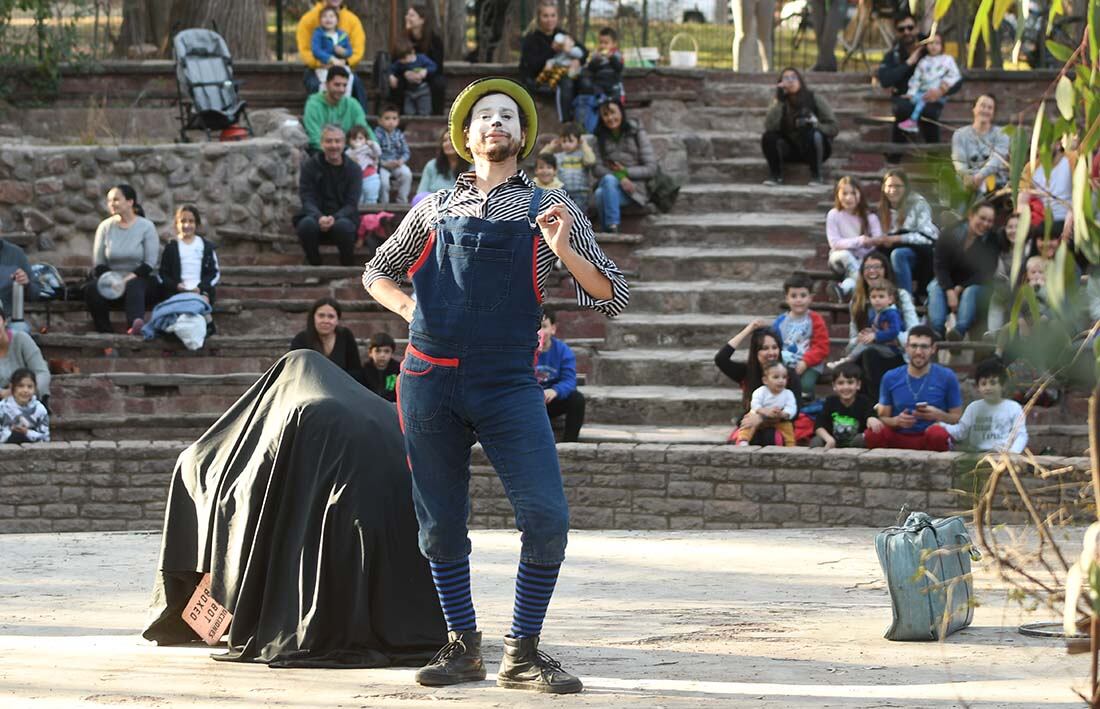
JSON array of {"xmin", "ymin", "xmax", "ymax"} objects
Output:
[
  {"xmin": 206, "ymin": 0, "xmax": 269, "ymax": 59},
  {"xmin": 116, "ymin": 0, "xmax": 267, "ymax": 59},
  {"xmin": 445, "ymin": 0, "xmax": 467, "ymax": 60},
  {"xmin": 347, "ymin": 0, "xmax": 391, "ymax": 58}
]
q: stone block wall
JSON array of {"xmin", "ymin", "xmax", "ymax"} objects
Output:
[
  {"xmin": 0, "ymin": 441, "xmax": 1091, "ymax": 533},
  {"xmin": 0, "ymin": 139, "xmax": 299, "ymax": 264}
]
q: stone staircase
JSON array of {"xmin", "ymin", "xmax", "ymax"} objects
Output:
[{"xmin": 9, "ymin": 66, "xmax": 1087, "ymax": 454}]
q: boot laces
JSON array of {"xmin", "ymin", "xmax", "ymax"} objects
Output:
[
  {"xmin": 429, "ymin": 638, "xmax": 468, "ymax": 665},
  {"xmin": 533, "ymin": 649, "xmax": 564, "ymax": 673}
]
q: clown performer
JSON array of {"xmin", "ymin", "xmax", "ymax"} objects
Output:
[{"xmin": 362, "ymin": 78, "xmax": 629, "ymax": 693}]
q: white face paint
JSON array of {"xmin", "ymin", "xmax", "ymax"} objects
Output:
[{"xmin": 466, "ymin": 93, "xmax": 524, "ymax": 163}]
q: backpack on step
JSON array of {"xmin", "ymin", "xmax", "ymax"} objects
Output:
[{"xmin": 875, "ymin": 511, "xmax": 980, "ymax": 641}]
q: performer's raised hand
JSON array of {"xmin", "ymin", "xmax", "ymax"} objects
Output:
[{"xmin": 536, "ymin": 204, "xmax": 573, "ymax": 257}]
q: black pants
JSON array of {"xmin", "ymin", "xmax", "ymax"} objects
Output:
[
  {"xmin": 891, "ymin": 96, "xmax": 945, "ymax": 144},
  {"xmin": 296, "ymin": 216, "xmax": 358, "ymax": 266},
  {"xmin": 860, "ymin": 348, "xmax": 904, "ymax": 403},
  {"xmin": 523, "ymin": 76, "xmax": 575, "ymax": 122},
  {"xmin": 303, "ymin": 68, "xmax": 370, "ymax": 115},
  {"xmin": 84, "ymin": 276, "xmax": 155, "ymax": 333},
  {"xmin": 547, "ymin": 390, "xmax": 585, "ymax": 442},
  {"xmin": 761, "ymin": 128, "xmax": 831, "ymax": 181}
]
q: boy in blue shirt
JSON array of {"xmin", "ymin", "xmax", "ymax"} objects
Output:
[
  {"xmin": 536, "ymin": 309, "xmax": 585, "ymax": 442},
  {"xmin": 865, "ymin": 325, "xmax": 962, "ymax": 451},
  {"xmin": 389, "ymin": 40, "xmax": 439, "ymax": 116}
]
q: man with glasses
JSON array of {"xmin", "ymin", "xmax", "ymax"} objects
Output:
[
  {"xmin": 876, "ymin": 15, "xmax": 963, "ymax": 151},
  {"xmin": 864, "ymin": 325, "xmax": 962, "ymax": 451}
]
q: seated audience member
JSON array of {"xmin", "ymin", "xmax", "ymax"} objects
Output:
[
  {"xmin": 415, "ymin": 129, "xmax": 469, "ymax": 202},
  {"xmin": 289, "ymin": 297, "xmax": 363, "ymax": 380},
  {"xmin": 845, "ymin": 251, "xmax": 918, "ymax": 401},
  {"xmin": 0, "ymin": 304, "xmax": 50, "ymax": 404},
  {"xmin": 865, "ymin": 325, "xmax": 962, "ymax": 451},
  {"xmin": 294, "ymin": 124, "xmax": 362, "ymax": 267},
  {"xmin": 574, "ymin": 27, "xmax": 623, "ymax": 133},
  {"xmin": 734, "ymin": 361, "xmax": 797, "ymax": 447},
  {"xmin": 876, "ymin": 14, "xmax": 962, "ymax": 148},
  {"xmin": 0, "ymin": 368, "xmax": 49, "ymax": 443},
  {"xmin": 811, "ymin": 362, "xmax": 877, "ymax": 449},
  {"xmin": 937, "ymin": 356, "xmax": 1028, "ymax": 453},
  {"xmin": 345, "ymin": 124, "xmax": 382, "ymax": 206},
  {"xmin": 928, "ymin": 200, "xmax": 998, "ymax": 341},
  {"xmin": 84, "ymin": 184, "xmax": 159, "ymax": 335},
  {"xmin": 533, "ymin": 153, "xmax": 564, "ymax": 190},
  {"xmin": 396, "ymin": 5, "xmax": 446, "ymax": 115},
  {"xmin": 159, "ymin": 206, "xmax": 220, "ymax": 305},
  {"xmin": 1021, "ymin": 138, "xmax": 1074, "ymax": 241},
  {"xmin": 715, "ymin": 320, "xmax": 803, "ymax": 446},
  {"xmin": 389, "ymin": 40, "xmax": 438, "ymax": 117},
  {"xmin": 0, "ymin": 236, "xmax": 39, "ymax": 316},
  {"xmin": 547, "ymin": 123, "xmax": 596, "ymax": 211},
  {"xmin": 519, "ymin": 0, "xmax": 586, "ymax": 121},
  {"xmin": 985, "ymin": 212, "xmax": 1021, "ymax": 337},
  {"xmin": 896, "ymin": 33, "xmax": 961, "ymax": 135},
  {"xmin": 874, "ymin": 169, "xmax": 939, "ymax": 297},
  {"xmin": 761, "ymin": 67, "xmax": 838, "ymax": 186},
  {"xmin": 773, "ymin": 274, "xmax": 829, "ymax": 397},
  {"xmin": 952, "ymin": 94, "xmax": 1010, "ymax": 195},
  {"xmin": 296, "ymin": 0, "xmax": 368, "ymax": 107},
  {"xmin": 826, "ymin": 176, "xmax": 882, "ymax": 300},
  {"xmin": 828, "ymin": 280, "xmax": 903, "ymax": 371},
  {"xmin": 362, "ymin": 331, "xmax": 400, "ymax": 402},
  {"xmin": 310, "ymin": 6, "xmax": 354, "ymax": 96},
  {"xmin": 376, "ymin": 105, "xmax": 413, "ymax": 205},
  {"xmin": 303, "ymin": 66, "xmax": 372, "ymax": 153},
  {"xmin": 591, "ymin": 98, "xmax": 657, "ymax": 232},
  {"xmin": 536, "ymin": 310, "xmax": 586, "ymax": 443}
]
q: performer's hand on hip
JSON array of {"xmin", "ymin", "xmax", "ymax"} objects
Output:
[{"xmin": 536, "ymin": 204, "xmax": 573, "ymax": 258}]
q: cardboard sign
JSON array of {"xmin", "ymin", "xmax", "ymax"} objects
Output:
[{"xmin": 182, "ymin": 573, "xmax": 232, "ymax": 645}]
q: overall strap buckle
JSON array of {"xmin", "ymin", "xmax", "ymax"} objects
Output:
[{"xmin": 526, "ymin": 187, "xmax": 544, "ymax": 230}]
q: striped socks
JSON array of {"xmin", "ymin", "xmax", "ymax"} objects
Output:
[
  {"xmin": 509, "ymin": 561, "xmax": 561, "ymax": 638},
  {"xmin": 429, "ymin": 558, "xmax": 477, "ymax": 633}
]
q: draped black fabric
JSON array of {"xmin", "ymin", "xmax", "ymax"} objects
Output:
[{"xmin": 142, "ymin": 350, "xmax": 445, "ymax": 668}]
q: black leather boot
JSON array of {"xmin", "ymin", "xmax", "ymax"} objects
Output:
[
  {"xmin": 495, "ymin": 635, "xmax": 583, "ymax": 694},
  {"xmin": 415, "ymin": 630, "xmax": 487, "ymax": 686}
]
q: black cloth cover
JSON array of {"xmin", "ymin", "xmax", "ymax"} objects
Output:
[{"xmin": 142, "ymin": 349, "xmax": 445, "ymax": 667}]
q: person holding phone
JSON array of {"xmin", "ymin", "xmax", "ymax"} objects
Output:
[
  {"xmin": 761, "ymin": 67, "xmax": 838, "ymax": 186},
  {"xmin": 864, "ymin": 325, "xmax": 962, "ymax": 451}
]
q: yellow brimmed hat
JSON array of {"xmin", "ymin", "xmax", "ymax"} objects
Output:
[{"xmin": 448, "ymin": 77, "xmax": 538, "ymax": 163}]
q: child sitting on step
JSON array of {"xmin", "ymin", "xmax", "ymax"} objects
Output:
[
  {"xmin": 533, "ymin": 153, "xmax": 565, "ymax": 191},
  {"xmin": 346, "ymin": 124, "xmax": 382, "ymax": 205},
  {"xmin": 735, "ymin": 361, "xmax": 797, "ymax": 447},
  {"xmin": 937, "ymin": 356, "xmax": 1027, "ymax": 453},
  {"xmin": 828, "ymin": 281, "xmax": 902, "ymax": 370},
  {"xmin": 898, "ymin": 34, "xmax": 961, "ymax": 134},
  {"xmin": 0, "ymin": 368, "xmax": 49, "ymax": 443},
  {"xmin": 546, "ymin": 123, "xmax": 596, "ymax": 211},
  {"xmin": 827, "ymin": 176, "xmax": 882, "ymax": 300},
  {"xmin": 773, "ymin": 273, "xmax": 830, "ymax": 398}
]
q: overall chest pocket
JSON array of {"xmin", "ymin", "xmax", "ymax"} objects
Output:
[{"xmin": 437, "ymin": 242, "xmax": 513, "ymax": 311}]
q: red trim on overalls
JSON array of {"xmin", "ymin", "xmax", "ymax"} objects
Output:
[
  {"xmin": 395, "ymin": 366, "xmax": 411, "ymax": 471},
  {"xmin": 531, "ymin": 232, "xmax": 543, "ymax": 304},
  {"xmin": 407, "ymin": 229, "xmax": 436, "ymax": 279},
  {"xmin": 406, "ymin": 343, "xmax": 460, "ymax": 368}
]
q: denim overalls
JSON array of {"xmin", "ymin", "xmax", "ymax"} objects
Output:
[{"xmin": 397, "ymin": 187, "xmax": 569, "ymax": 566}]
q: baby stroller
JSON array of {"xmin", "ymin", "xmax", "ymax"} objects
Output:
[{"xmin": 173, "ymin": 28, "xmax": 253, "ymax": 142}]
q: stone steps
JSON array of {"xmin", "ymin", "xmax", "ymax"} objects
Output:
[
  {"xmin": 606, "ymin": 313, "xmax": 761, "ymax": 349},
  {"xmin": 592, "ymin": 348, "xmax": 738, "ymax": 387},
  {"xmin": 641, "ymin": 211, "xmax": 825, "ymax": 246},
  {"xmin": 50, "ymin": 372, "xmax": 261, "ymax": 416},
  {"xmin": 635, "ymin": 246, "xmax": 818, "ymax": 280},
  {"xmin": 629, "ymin": 279, "xmax": 785, "ymax": 314},
  {"xmin": 682, "ymin": 129, "xmax": 862, "ymax": 161},
  {"xmin": 677, "ymin": 182, "xmax": 834, "ymax": 212},
  {"xmin": 580, "ymin": 385, "xmax": 741, "ymax": 426}
]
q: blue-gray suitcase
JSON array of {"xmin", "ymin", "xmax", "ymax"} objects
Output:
[{"xmin": 875, "ymin": 511, "xmax": 981, "ymax": 641}]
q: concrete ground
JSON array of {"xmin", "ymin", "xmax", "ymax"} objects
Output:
[{"xmin": 0, "ymin": 528, "xmax": 1089, "ymax": 708}]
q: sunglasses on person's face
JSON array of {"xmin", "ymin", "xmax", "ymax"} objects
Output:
[{"xmin": 897, "ymin": 24, "xmax": 915, "ymax": 32}]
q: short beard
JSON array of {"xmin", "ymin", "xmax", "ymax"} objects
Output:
[{"xmin": 470, "ymin": 134, "xmax": 522, "ymax": 162}]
